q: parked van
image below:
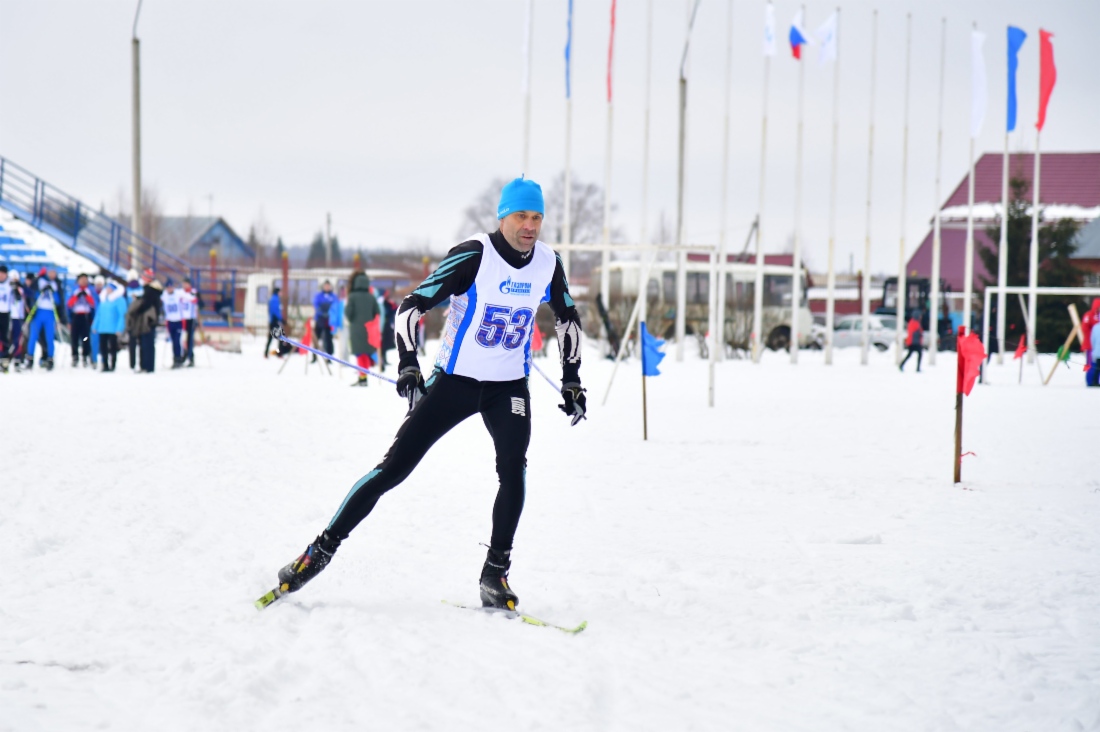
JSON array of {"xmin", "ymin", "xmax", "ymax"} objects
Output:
[{"xmin": 243, "ymin": 268, "xmax": 412, "ymax": 331}]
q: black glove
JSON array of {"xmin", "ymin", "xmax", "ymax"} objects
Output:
[
  {"xmin": 397, "ymin": 365, "xmax": 428, "ymax": 410},
  {"xmin": 558, "ymin": 382, "xmax": 587, "ymax": 426}
]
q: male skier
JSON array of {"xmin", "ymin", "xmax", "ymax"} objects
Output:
[{"xmin": 271, "ymin": 177, "xmax": 585, "ymax": 610}]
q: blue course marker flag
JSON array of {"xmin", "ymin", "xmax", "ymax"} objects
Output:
[{"xmin": 641, "ymin": 323, "xmax": 666, "ymax": 377}]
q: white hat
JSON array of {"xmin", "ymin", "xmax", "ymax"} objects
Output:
[
  {"xmin": 126, "ymin": 269, "xmax": 139, "ymax": 283},
  {"xmin": 94, "ymin": 275, "xmax": 106, "ymax": 287}
]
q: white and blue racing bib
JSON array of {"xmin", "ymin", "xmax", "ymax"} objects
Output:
[{"xmin": 434, "ymin": 234, "xmax": 556, "ymax": 381}]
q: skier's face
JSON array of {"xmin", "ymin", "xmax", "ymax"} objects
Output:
[{"xmin": 499, "ymin": 211, "xmax": 543, "ymax": 253}]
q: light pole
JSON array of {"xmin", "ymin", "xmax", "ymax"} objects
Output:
[{"xmin": 132, "ymin": 0, "xmax": 143, "ymax": 253}]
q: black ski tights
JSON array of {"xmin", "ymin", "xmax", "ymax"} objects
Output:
[{"xmin": 326, "ymin": 372, "xmax": 531, "ymax": 551}]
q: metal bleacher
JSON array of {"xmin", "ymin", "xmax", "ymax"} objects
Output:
[{"xmin": 0, "ymin": 155, "xmax": 243, "ymax": 326}]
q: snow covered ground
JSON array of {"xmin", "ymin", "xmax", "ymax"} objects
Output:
[{"xmin": 4, "ymin": 337, "xmax": 1099, "ymax": 731}]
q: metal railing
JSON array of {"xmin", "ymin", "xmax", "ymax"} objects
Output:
[{"xmin": 0, "ymin": 155, "xmax": 191, "ymax": 283}]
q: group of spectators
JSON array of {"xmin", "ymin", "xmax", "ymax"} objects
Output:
[
  {"xmin": 0, "ymin": 265, "xmax": 202, "ymax": 374},
  {"xmin": 264, "ymin": 271, "xmax": 398, "ymax": 386}
]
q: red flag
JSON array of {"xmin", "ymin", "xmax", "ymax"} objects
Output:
[
  {"xmin": 1037, "ymin": 30, "xmax": 1057, "ymax": 131},
  {"xmin": 958, "ymin": 332, "xmax": 986, "ymax": 396},
  {"xmin": 1013, "ymin": 334, "xmax": 1027, "ymax": 360},
  {"xmin": 299, "ymin": 320, "xmax": 312, "ymax": 355}
]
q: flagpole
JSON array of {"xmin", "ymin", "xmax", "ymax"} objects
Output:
[
  {"xmin": 859, "ymin": 9, "xmax": 878, "ymax": 366},
  {"xmin": 710, "ymin": 0, "xmax": 734, "ymax": 405},
  {"xmin": 824, "ymin": 7, "xmax": 840, "ymax": 365},
  {"xmin": 599, "ymin": 0, "xmax": 617, "ymax": 344},
  {"xmin": 929, "ymin": 17, "xmax": 947, "ymax": 366},
  {"xmin": 964, "ymin": 25, "xmax": 985, "ymax": 343},
  {"xmin": 602, "ymin": 0, "xmax": 655, "ymax": 408},
  {"xmin": 896, "ymin": 13, "xmax": 911, "ymax": 364},
  {"xmin": 1028, "ymin": 131, "xmax": 1041, "ymax": 362},
  {"xmin": 674, "ymin": 0, "xmax": 702, "ymax": 362},
  {"xmin": 641, "ymin": 324, "xmax": 649, "ymax": 440},
  {"xmin": 640, "ymin": 0, "xmax": 652, "ymax": 331},
  {"xmin": 562, "ymin": 0, "xmax": 574, "ymax": 280},
  {"xmin": 790, "ymin": 4, "xmax": 806, "ymax": 365},
  {"xmin": 996, "ymin": 136, "xmax": 1008, "ymax": 365},
  {"xmin": 753, "ymin": 3, "xmax": 774, "ymax": 364},
  {"xmin": 522, "ymin": 0, "xmax": 534, "ymax": 175},
  {"xmin": 1030, "ymin": 28, "xmax": 1055, "ymax": 363},
  {"xmin": 999, "ymin": 27, "xmax": 1026, "ymax": 366},
  {"xmin": 640, "ymin": 0, "xmax": 653, "ymax": 440}
]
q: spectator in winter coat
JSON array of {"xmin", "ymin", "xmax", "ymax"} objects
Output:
[
  {"xmin": 265, "ymin": 286, "xmax": 284, "ymax": 358},
  {"xmin": 312, "ymin": 280, "xmax": 338, "ymax": 358},
  {"xmin": 92, "ymin": 280, "xmax": 128, "ymax": 372},
  {"xmin": 66, "ymin": 273, "xmax": 96, "ymax": 367},
  {"xmin": 345, "ymin": 271, "xmax": 381, "ymax": 386},
  {"xmin": 127, "ymin": 272, "xmax": 162, "ymax": 373},
  {"xmin": 380, "ymin": 290, "xmax": 397, "ymax": 370},
  {"xmin": 1087, "ymin": 318, "xmax": 1100, "ymax": 388},
  {"xmin": 89, "ymin": 275, "xmax": 105, "ymax": 366},
  {"xmin": 125, "ymin": 269, "xmax": 143, "ymax": 370},
  {"xmin": 899, "ymin": 310, "xmax": 924, "ymax": 373},
  {"xmin": 1081, "ymin": 298, "xmax": 1100, "ymax": 381}
]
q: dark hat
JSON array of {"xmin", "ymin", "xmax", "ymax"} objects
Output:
[{"xmin": 0, "ymin": 264, "xmax": 8, "ymax": 273}]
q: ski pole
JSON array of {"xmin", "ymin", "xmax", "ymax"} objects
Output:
[
  {"xmin": 272, "ymin": 326, "xmax": 397, "ymax": 385},
  {"xmin": 527, "ymin": 359, "xmax": 561, "ymax": 394}
]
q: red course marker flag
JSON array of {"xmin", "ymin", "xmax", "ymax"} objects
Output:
[
  {"xmin": 958, "ymin": 332, "xmax": 986, "ymax": 396},
  {"xmin": 1013, "ymin": 334, "xmax": 1027, "ymax": 360}
]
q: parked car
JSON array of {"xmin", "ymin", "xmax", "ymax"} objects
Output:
[{"xmin": 832, "ymin": 314, "xmax": 898, "ymax": 351}]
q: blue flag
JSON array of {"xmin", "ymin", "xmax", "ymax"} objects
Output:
[
  {"xmin": 1007, "ymin": 26, "xmax": 1027, "ymax": 132},
  {"xmin": 640, "ymin": 323, "xmax": 665, "ymax": 377}
]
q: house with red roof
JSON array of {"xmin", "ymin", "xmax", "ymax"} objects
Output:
[{"xmin": 906, "ymin": 152, "xmax": 1100, "ymax": 293}]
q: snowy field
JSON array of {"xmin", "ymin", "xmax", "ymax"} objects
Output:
[{"xmin": 4, "ymin": 336, "xmax": 1099, "ymax": 731}]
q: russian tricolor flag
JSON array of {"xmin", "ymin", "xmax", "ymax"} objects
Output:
[{"xmin": 789, "ymin": 10, "xmax": 808, "ymax": 59}]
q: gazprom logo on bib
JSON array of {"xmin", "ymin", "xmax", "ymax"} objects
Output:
[{"xmin": 499, "ymin": 277, "xmax": 532, "ymax": 296}]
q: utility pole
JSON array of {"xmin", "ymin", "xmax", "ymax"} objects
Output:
[
  {"xmin": 326, "ymin": 212, "xmax": 332, "ymax": 269},
  {"xmin": 131, "ymin": 0, "xmax": 143, "ymax": 251}
]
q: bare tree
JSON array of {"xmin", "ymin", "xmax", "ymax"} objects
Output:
[{"xmin": 112, "ymin": 184, "xmax": 163, "ymax": 241}]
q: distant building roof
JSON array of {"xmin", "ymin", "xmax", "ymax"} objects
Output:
[
  {"xmin": 908, "ymin": 152, "xmax": 1100, "ymax": 291},
  {"xmin": 939, "ymin": 152, "xmax": 1100, "ymax": 222},
  {"xmin": 155, "ymin": 216, "xmax": 221, "ymax": 257}
]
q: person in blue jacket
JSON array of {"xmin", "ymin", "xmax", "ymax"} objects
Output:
[
  {"xmin": 312, "ymin": 280, "xmax": 337, "ymax": 357},
  {"xmin": 91, "ymin": 279, "xmax": 128, "ymax": 372},
  {"xmin": 264, "ymin": 285, "xmax": 284, "ymax": 358},
  {"xmin": 24, "ymin": 274, "xmax": 58, "ymax": 370}
]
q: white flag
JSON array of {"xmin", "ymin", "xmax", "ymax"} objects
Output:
[
  {"xmin": 970, "ymin": 29, "xmax": 987, "ymax": 138},
  {"xmin": 815, "ymin": 11, "xmax": 838, "ymax": 64},
  {"xmin": 763, "ymin": 3, "xmax": 776, "ymax": 57}
]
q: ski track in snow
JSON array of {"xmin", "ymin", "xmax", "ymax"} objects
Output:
[{"xmin": 3, "ymin": 337, "xmax": 1100, "ymax": 731}]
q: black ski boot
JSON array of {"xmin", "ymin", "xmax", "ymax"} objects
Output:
[
  {"xmin": 479, "ymin": 547, "xmax": 519, "ymax": 610},
  {"xmin": 277, "ymin": 530, "xmax": 340, "ymax": 593}
]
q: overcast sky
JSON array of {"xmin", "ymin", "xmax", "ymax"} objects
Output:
[{"xmin": 1, "ymin": 0, "xmax": 1097, "ymax": 274}]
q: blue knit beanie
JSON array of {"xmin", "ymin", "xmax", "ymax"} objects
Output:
[{"xmin": 497, "ymin": 177, "xmax": 544, "ymax": 219}]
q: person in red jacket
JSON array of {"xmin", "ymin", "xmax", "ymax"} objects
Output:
[
  {"xmin": 66, "ymin": 273, "xmax": 96, "ymax": 367},
  {"xmin": 899, "ymin": 310, "xmax": 924, "ymax": 373}
]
